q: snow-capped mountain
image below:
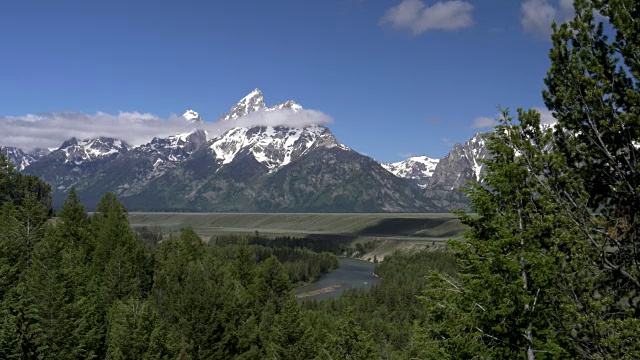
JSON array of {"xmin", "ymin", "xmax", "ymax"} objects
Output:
[
  {"xmin": 0, "ymin": 147, "xmax": 50, "ymax": 171},
  {"xmin": 422, "ymin": 132, "xmax": 489, "ymax": 210},
  {"xmin": 22, "ymin": 137, "xmax": 132, "ymax": 195},
  {"xmin": 427, "ymin": 132, "xmax": 488, "ymax": 190},
  {"xmin": 210, "ymin": 89, "xmax": 346, "ymax": 171},
  {"xmin": 218, "ymin": 88, "xmax": 266, "ymax": 121},
  {"xmin": 6, "ymin": 88, "xmax": 489, "ymax": 212},
  {"xmin": 138, "ymin": 130, "xmax": 208, "ymax": 163},
  {"xmin": 382, "ymin": 156, "xmax": 440, "ymax": 188},
  {"xmin": 210, "ymin": 125, "xmax": 345, "ymax": 171},
  {"xmin": 266, "ymin": 100, "xmax": 303, "ymax": 112},
  {"xmin": 56, "ymin": 137, "xmax": 130, "ymax": 165},
  {"xmin": 107, "ymin": 130, "xmax": 209, "ymax": 197}
]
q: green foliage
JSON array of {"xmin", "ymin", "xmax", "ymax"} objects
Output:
[
  {"xmin": 325, "ymin": 314, "xmax": 378, "ymax": 360},
  {"xmin": 415, "ymin": 1, "xmax": 640, "ymax": 357},
  {"xmin": 415, "ymin": 110, "xmax": 579, "ymax": 359},
  {"xmin": 300, "ymin": 250, "xmax": 458, "ymax": 359},
  {"xmin": 217, "ymin": 235, "xmax": 340, "ymax": 284},
  {"xmin": 91, "ymin": 193, "xmax": 151, "ymax": 303},
  {"xmin": 1, "ymin": 165, "xmax": 442, "ymax": 358},
  {"xmin": 253, "ymin": 257, "xmax": 293, "ymax": 312},
  {"xmin": 106, "ymin": 297, "xmax": 168, "ymax": 360}
]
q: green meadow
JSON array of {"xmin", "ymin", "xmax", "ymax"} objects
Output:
[{"xmin": 128, "ymin": 212, "xmax": 467, "ymax": 260}]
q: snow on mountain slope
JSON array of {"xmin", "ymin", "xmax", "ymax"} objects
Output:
[
  {"xmin": 140, "ymin": 131, "xmax": 207, "ymax": 159},
  {"xmin": 462, "ymin": 132, "xmax": 489, "ymax": 182},
  {"xmin": 266, "ymin": 100, "xmax": 303, "ymax": 112},
  {"xmin": 1, "ymin": 147, "xmax": 50, "ymax": 170},
  {"xmin": 382, "ymin": 156, "xmax": 440, "ymax": 188},
  {"xmin": 57, "ymin": 137, "xmax": 130, "ymax": 165},
  {"xmin": 426, "ymin": 132, "xmax": 490, "ymax": 193},
  {"xmin": 218, "ymin": 88, "xmax": 266, "ymax": 121},
  {"xmin": 217, "ymin": 88, "xmax": 303, "ymax": 120},
  {"xmin": 206, "ymin": 89, "xmax": 348, "ymax": 171},
  {"xmin": 135, "ymin": 130, "xmax": 208, "ymax": 179},
  {"xmin": 209, "ymin": 124, "xmax": 342, "ymax": 170}
]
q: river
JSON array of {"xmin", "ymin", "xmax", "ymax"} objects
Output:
[{"xmin": 293, "ymin": 258, "xmax": 379, "ymax": 301}]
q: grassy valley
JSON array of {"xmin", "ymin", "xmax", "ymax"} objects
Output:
[{"xmin": 128, "ymin": 212, "xmax": 466, "ymax": 260}]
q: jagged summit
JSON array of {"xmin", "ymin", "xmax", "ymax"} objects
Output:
[
  {"xmin": 216, "ymin": 88, "xmax": 304, "ymax": 122},
  {"xmin": 5, "ymin": 87, "xmax": 491, "ymax": 212},
  {"xmin": 182, "ymin": 109, "xmax": 202, "ymax": 123},
  {"xmin": 266, "ymin": 100, "xmax": 303, "ymax": 112},
  {"xmin": 57, "ymin": 137, "xmax": 130, "ymax": 165},
  {"xmin": 219, "ymin": 88, "xmax": 266, "ymax": 121},
  {"xmin": 0, "ymin": 147, "xmax": 50, "ymax": 171},
  {"xmin": 382, "ymin": 155, "xmax": 440, "ymax": 189},
  {"xmin": 243, "ymin": 88, "xmax": 263, "ymax": 103}
]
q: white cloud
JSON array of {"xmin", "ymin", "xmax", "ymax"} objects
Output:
[
  {"xmin": 472, "ymin": 108, "xmax": 555, "ymax": 129},
  {"xmin": 380, "ymin": 0, "xmax": 474, "ymax": 35},
  {"xmin": 471, "ymin": 116, "xmax": 497, "ymax": 129},
  {"xmin": 521, "ymin": 0, "xmax": 574, "ymax": 39},
  {"xmin": 0, "ymin": 109, "xmax": 333, "ymax": 151},
  {"xmin": 534, "ymin": 107, "xmax": 557, "ymax": 125}
]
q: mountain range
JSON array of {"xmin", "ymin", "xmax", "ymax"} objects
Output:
[{"xmin": 2, "ymin": 89, "xmax": 489, "ymax": 212}]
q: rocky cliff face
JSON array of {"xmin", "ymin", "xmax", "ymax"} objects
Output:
[
  {"xmin": 422, "ymin": 132, "xmax": 489, "ymax": 210},
  {"xmin": 1, "ymin": 147, "xmax": 50, "ymax": 171}
]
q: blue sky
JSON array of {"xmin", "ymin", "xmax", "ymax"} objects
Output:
[{"xmin": 0, "ymin": 0, "xmax": 572, "ymax": 162}]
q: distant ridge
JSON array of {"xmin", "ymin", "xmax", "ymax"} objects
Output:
[{"xmin": 3, "ymin": 89, "xmax": 489, "ymax": 212}]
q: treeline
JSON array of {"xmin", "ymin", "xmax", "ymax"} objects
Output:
[
  {"xmin": 0, "ymin": 155, "xmax": 378, "ymax": 359},
  {"xmin": 214, "ymin": 240, "xmax": 339, "ymax": 285},
  {"xmin": 0, "ymin": 152, "xmax": 469, "ymax": 359},
  {"xmin": 137, "ymin": 231, "xmax": 340, "ymax": 285},
  {"xmin": 303, "ymin": 250, "xmax": 458, "ymax": 358},
  {"xmin": 217, "ymin": 234, "xmax": 380, "ymax": 258}
]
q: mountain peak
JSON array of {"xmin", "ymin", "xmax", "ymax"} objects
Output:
[
  {"xmin": 219, "ymin": 88, "xmax": 266, "ymax": 121},
  {"xmin": 243, "ymin": 88, "xmax": 263, "ymax": 101},
  {"xmin": 182, "ymin": 109, "xmax": 202, "ymax": 123},
  {"xmin": 266, "ymin": 100, "xmax": 303, "ymax": 112},
  {"xmin": 1, "ymin": 146, "xmax": 51, "ymax": 171},
  {"xmin": 381, "ymin": 155, "xmax": 440, "ymax": 189}
]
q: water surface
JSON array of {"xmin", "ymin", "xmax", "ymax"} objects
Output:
[{"xmin": 294, "ymin": 258, "xmax": 378, "ymax": 301}]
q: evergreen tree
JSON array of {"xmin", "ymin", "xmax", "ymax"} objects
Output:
[
  {"xmin": 152, "ymin": 227, "xmax": 205, "ymax": 326},
  {"xmin": 0, "ymin": 154, "xmax": 52, "ymax": 359},
  {"xmin": 416, "ymin": 0, "xmax": 640, "ymax": 357},
  {"xmin": 415, "ymin": 110, "xmax": 582, "ymax": 358},
  {"xmin": 544, "ymin": 0, "xmax": 640, "ymax": 356},
  {"xmin": 0, "ymin": 154, "xmax": 16, "ymax": 204},
  {"xmin": 234, "ymin": 241, "xmax": 256, "ymax": 289},
  {"xmin": 105, "ymin": 297, "xmax": 168, "ymax": 360},
  {"xmin": 324, "ymin": 312, "xmax": 378, "ymax": 360},
  {"xmin": 91, "ymin": 193, "xmax": 150, "ymax": 303},
  {"xmin": 252, "ymin": 256, "xmax": 292, "ymax": 313},
  {"xmin": 59, "ymin": 187, "xmax": 90, "ymax": 248}
]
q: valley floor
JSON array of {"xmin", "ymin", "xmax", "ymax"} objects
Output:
[{"xmin": 128, "ymin": 212, "xmax": 466, "ymax": 260}]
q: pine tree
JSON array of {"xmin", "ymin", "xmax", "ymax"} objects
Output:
[
  {"xmin": 105, "ymin": 297, "xmax": 168, "ymax": 360},
  {"xmin": 91, "ymin": 193, "xmax": 150, "ymax": 303},
  {"xmin": 24, "ymin": 226, "xmax": 77, "ymax": 359},
  {"xmin": 415, "ymin": 110, "xmax": 579, "ymax": 359},
  {"xmin": 416, "ymin": 0, "xmax": 640, "ymax": 357},
  {"xmin": 542, "ymin": 0, "xmax": 640, "ymax": 356},
  {"xmin": 252, "ymin": 256, "xmax": 292, "ymax": 313},
  {"xmin": 0, "ymin": 153, "xmax": 52, "ymax": 359},
  {"xmin": 324, "ymin": 311, "xmax": 378, "ymax": 360}
]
